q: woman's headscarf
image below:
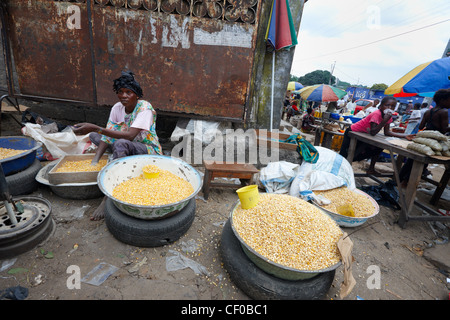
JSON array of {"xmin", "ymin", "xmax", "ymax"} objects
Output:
[{"xmin": 113, "ymin": 70, "xmax": 143, "ymax": 98}]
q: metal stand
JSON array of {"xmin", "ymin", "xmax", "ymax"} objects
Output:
[{"xmin": 0, "ymin": 164, "xmax": 21, "ymax": 224}]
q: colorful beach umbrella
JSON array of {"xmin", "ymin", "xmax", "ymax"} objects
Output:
[
  {"xmin": 287, "ymin": 81, "xmax": 303, "ymax": 91},
  {"xmin": 385, "ymin": 57, "xmax": 450, "ymax": 97},
  {"xmin": 265, "ymin": 0, "xmax": 298, "ymax": 131},
  {"xmin": 298, "ymin": 84, "xmax": 347, "ymax": 102}
]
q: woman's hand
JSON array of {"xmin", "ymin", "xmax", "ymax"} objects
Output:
[
  {"xmin": 405, "ymin": 134, "xmax": 415, "ymax": 141},
  {"xmin": 72, "ymin": 123, "xmax": 100, "ymax": 135}
]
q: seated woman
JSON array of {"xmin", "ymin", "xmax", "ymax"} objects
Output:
[
  {"xmin": 301, "ymin": 107, "xmax": 315, "ymax": 133},
  {"xmin": 73, "ymin": 70, "xmax": 162, "ymax": 219},
  {"xmin": 73, "ymin": 70, "xmax": 162, "ymax": 163},
  {"xmin": 339, "ymin": 96, "xmax": 415, "ymax": 175}
]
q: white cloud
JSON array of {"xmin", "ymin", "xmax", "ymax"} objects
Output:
[{"xmin": 291, "ymin": 0, "xmax": 450, "ymax": 87}]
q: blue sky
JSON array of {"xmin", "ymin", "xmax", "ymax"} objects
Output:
[{"xmin": 290, "ymin": 0, "xmax": 450, "ymax": 87}]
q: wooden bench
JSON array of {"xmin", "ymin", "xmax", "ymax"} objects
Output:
[{"xmin": 202, "ymin": 161, "xmax": 259, "ymax": 200}]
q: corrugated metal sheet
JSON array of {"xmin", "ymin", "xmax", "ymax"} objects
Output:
[{"xmin": 2, "ymin": 0, "xmax": 262, "ymax": 122}]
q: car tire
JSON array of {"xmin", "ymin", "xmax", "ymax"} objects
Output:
[
  {"xmin": 5, "ymin": 159, "xmax": 41, "ymax": 196},
  {"xmin": 219, "ymin": 219, "xmax": 335, "ymax": 300},
  {"xmin": 104, "ymin": 197, "xmax": 196, "ymax": 247},
  {"xmin": 0, "ymin": 196, "xmax": 54, "ymax": 259}
]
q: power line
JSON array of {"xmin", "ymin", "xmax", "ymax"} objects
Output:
[{"xmin": 298, "ymin": 18, "xmax": 450, "ymax": 62}]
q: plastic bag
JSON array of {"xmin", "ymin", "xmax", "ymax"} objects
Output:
[
  {"xmin": 165, "ymin": 250, "xmax": 209, "ymax": 276},
  {"xmin": 81, "ymin": 262, "xmax": 119, "ymax": 286},
  {"xmin": 259, "ymin": 161, "xmax": 300, "ymax": 193},
  {"xmin": 289, "ymin": 147, "xmax": 355, "ymax": 201},
  {"xmin": 22, "ymin": 123, "xmax": 91, "ymax": 159}
]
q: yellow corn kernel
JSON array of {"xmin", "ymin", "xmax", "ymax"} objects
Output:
[
  {"xmin": 233, "ymin": 193, "xmax": 343, "ymax": 271},
  {"xmin": 314, "ymin": 186, "xmax": 375, "ymax": 217},
  {"xmin": 55, "ymin": 159, "xmax": 108, "ymax": 172},
  {"xmin": 112, "ymin": 166, "xmax": 194, "ymax": 206},
  {"xmin": 0, "ymin": 147, "xmax": 25, "ymax": 160}
]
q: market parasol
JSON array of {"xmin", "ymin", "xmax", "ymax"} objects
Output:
[
  {"xmin": 287, "ymin": 81, "xmax": 303, "ymax": 91},
  {"xmin": 265, "ymin": 0, "xmax": 298, "ymax": 131},
  {"xmin": 384, "ymin": 57, "xmax": 450, "ymax": 97},
  {"xmin": 297, "ymin": 84, "xmax": 347, "ymax": 102}
]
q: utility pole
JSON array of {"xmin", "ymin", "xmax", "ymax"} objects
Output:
[{"xmin": 329, "ymin": 61, "xmax": 336, "ymax": 85}]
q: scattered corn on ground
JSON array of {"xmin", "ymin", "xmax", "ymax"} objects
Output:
[
  {"xmin": 55, "ymin": 159, "xmax": 108, "ymax": 172},
  {"xmin": 0, "ymin": 147, "xmax": 25, "ymax": 160},
  {"xmin": 113, "ymin": 167, "xmax": 193, "ymax": 206},
  {"xmin": 314, "ymin": 186, "xmax": 375, "ymax": 217},
  {"xmin": 233, "ymin": 193, "xmax": 343, "ymax": 271}
]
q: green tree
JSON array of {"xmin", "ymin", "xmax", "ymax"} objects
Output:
[
  {"xmin": 298, "ymin": 70, "xmax": 335, "ymax": 86},
  {"xmin": 370, "ymin": 83, "xmax": 388, "ymax": 90}
]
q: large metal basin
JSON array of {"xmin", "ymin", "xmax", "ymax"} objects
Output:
[
  {"xmin": 0, "ymin": 136, "xmax": 42, "ymax": 175},
  {"xmin": 97, "ymin": 155, "xmax": 202, "ymax": 220},
  {"xmin": 230, "ymin": 198, "xmax": 341, "ymax": 281}
]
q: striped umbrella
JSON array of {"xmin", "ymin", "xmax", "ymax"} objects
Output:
[
  {"xmin": 298, "ymin": 84, "xmax": 347, "ymax": 102},
  {"xmin": 385, "ymin": 57, "xmax": 450, "ymax": 97},
  {"xmin": 265, "ymin": 0, "xmax": 298, "ymax": 131},
  {"xmin": 287, "ymin": 81, "xmax": 303, "ymax": 91}
]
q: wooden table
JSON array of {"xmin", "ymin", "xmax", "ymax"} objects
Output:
[{"xmin": 347, "ymin": 131, "xmax": 450, "ymax": 228}]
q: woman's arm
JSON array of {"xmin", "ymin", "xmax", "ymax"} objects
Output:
[{"xmin": 73, "ymin": 123, "xmax": 141, "ymax": 141}]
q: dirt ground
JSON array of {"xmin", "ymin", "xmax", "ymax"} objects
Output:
[{"xmin": 0, "ymin": 112, "xmax": 449, "ymax": 301}]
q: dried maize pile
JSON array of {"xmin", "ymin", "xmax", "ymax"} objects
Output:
[
  {"xmin": 314, "ymin": 186, "xmax": 375, "ymax": 218},
  {"xmin": 0, "ymin": 147, "xmax": 25, "ymax": 160},
  {"xmin": 232, "ymin": 193, "xmax": 343, "ymax": 271},
  {"xmin": 407, "ymin": 130, "xmax": 450, "ymax": 157},
  {"xmin": 55, "ymin": 159, "xmax": 108, "ymax": 172},
  {"xmin": 112, "ymin": 167, "xmax": 193, "ymax": 206}
]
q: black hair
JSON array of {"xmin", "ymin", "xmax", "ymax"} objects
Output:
[
  {"xmin": 433, "ymin": 88, "xmax": 450, "ymax": 105},
  {"xmin": 113, "ymin": 70, "xmax": 143, "ymax": 98},
  {"xmin": 307, "ymin": 107, "xmax": 313, "ymax": 114},
  {"xmin": 380, "ymin": 96, "xmax": 396, "ymax": 105}
]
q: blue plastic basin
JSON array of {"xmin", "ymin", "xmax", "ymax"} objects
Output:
[{"xmin": 0, "ymin": 136, "xmax": 42, "ymax": 175}]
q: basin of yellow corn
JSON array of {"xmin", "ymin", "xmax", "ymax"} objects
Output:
[
  {"xmin": 97, "ymin": 155, "xmax": 202, "ymax": 220},
  {"xmin": 231, "ymin": 193, "xmax": 343, "ymax": 279},
  {"xmin": 55, "ymin": 159, "xmax": 108, "ymax": 173},
  {"xmin": 314, "ymin": 186, "xmax": 375, "ymax": 218},
  {"xmin": 312, "ymin": 187, "xmax": 379, "ymax": 227},
  {"xmin": 112, "ymin": 167, "xmax": 193, "ymax": 206}
]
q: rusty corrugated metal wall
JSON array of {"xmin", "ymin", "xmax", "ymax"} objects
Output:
[{"xmin": 2, "ymin": 0, "xmax": 263, "ymax": 122}]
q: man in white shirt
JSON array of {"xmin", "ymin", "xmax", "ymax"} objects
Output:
[
  {"xmin": 364, "ymin": 99, "xmax": 380, "ymax": 114},
  {"xmin": 405, "ymin": 103, "xmax": 422, "ymax": 134}
]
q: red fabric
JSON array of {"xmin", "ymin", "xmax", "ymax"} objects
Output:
[{"xmin": 274, "ymin": 0, "xmax": 292, "ymax": 50}]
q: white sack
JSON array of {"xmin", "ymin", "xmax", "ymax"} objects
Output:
[
  {"xmin": 260, "ymin": 161, "xmax": 300, "ymax": 193},
  {"xmin": 289, "ymin": 146, "xmax": 355, "ymax": 201}
]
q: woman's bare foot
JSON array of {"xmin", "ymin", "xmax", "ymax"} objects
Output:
[{"xmin": 91, "ymin": 197, "xmax": 106, "ymax": 221}]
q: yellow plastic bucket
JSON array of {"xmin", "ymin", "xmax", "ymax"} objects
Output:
[
  {"xmin": 236, "ymin": 185, "xmax": 259, "ymax": 209},
  {"xmin": 143, "ymin": 165, "xmax": 160, "ymax": 179}
]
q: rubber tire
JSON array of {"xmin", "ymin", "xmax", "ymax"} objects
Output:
[
  {"xmin": 0, "ymin": 214, "xmax": 55, "ymax": 259},
  {"xmin": 5, "ymin": 159, "xmax": 41, "ymax": 196},
  {"xmin": 220, "ymin": 219, "xmax": 336, "ymax": 300},
  {"xmin": 105, "ymin": 197, "xmax": 196, "ymax": 247}
]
